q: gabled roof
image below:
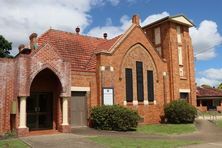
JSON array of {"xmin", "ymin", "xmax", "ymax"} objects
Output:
[
  {"xmin": 95, "ymin": 24, "xmax": 136, "ymax": 55},
  {"xmin": 33, "ymin": 14, "xmax": 193, "ymax": 72},
  {"xmin": 196, "ymin": 86, "xmax": 222, "ymax": 98},
  {"xmin": 37, "ymin": 29, "xmax": 120, "ymax": 72},
  {"xmin": 142, "ymin": 14, "xmax": 195, "ymax": 28}
]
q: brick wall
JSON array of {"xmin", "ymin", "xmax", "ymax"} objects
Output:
[
  {"xmin": 0, "ymin": 43, "xmax": 72, "ymax": 134},
  {"xmin": 95, "ymin": 22, "xmax": 196, "ymax": 123},
  {"xmin": 0, "ymin": 58, "xmax": 16, "ymax": 134},
  {"xmin": 96, "ymin": 26, "xmax": 168, "ymax": 123},
  {"xmin": 144, "ymin": 22, "xmax": 196, "ymax": 105},
  {"xmin": 0, "ymin": 18, "xmax": 196, "ymax": 133}
]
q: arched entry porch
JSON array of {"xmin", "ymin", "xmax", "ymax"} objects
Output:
[
  {"xmin": 27, "ymin": 68, "xmax": 61, "ymax": 131},
  {"xmin": 17, "ymin": 68, "xmax": 70, "ymax": 136}
]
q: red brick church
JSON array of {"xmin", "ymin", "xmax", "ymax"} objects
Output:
[{"xmin": 0, "ymin": 14, "xmax": 196, "ymax": 136}]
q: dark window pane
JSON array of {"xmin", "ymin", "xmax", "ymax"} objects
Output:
[
  {"xmin": 197, "ymin": 100, "xmax": 200, "ymax": 106},
  {"xmin": 147, "ymin": 70, "xmax": 154, "ymax": 102},
  {"xmin": 180, "ymin": 93, "xmax": 189, "ymax": 102},
  {"xmin": 125, "ymin": 68, "xmax": 133, "ymax": 102},
  {"xmin": 136, "ymin": 61, "xmax": 144, "ymax": 102},
  {"xmin": 202, "ymin": 100, "xmax": 208, "ymax": 106}
]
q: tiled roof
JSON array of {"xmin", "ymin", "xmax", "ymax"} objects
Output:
[
  {"xmin": 96, "ymin": 35, "xmax": 121, "ymax": 53},
  {"xmin": 38, "ymin": 29, "xmax": 121, "ymax": 72},
  {"xmin": 196, "ymin": 86, "xmax": 222, "ymax": 97}
]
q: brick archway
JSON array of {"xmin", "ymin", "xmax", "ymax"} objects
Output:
[
  {"xmin": 119, "ymin": 43, "xmax": 159, "ymax": 80},
  {"xmin": 29, "ymin": 65, "xmax": 64, "ymax": 95},
  {"xmin": 28, "ymin": 68, "xmax": 62, "ymax": 131}
]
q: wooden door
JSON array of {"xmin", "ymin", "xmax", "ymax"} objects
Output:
[{"xmin": 71, "ymin": 92, "xmax": 87, "ymax": 127}]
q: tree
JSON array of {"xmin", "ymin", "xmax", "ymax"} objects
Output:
[
  {"xmin": 0, "ymin": 35, "xmax": 12, "ymax": 58},
  {"xmin": 218, "ymin": 83, "xmax": 222, "ymax": 89}
]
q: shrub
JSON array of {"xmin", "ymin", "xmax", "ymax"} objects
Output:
[
  {"xmin": 164, "ymin": 100, "xmax": 197, "ymax": 124},
  {"xmin": 90, "ymin": 105, "xmax": 140, "ymax": 131}
]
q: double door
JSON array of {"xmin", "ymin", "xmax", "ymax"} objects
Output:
[{"xmin": 27, "ymin": 92, "xmax": 53, "ymax": 131}]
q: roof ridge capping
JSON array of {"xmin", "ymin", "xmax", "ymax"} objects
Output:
[
  {"xmin": 39, "ymin": 28, "xmax": 107, "ymax": 41},
  {"xmin": 142, "ymin": 14, "xmax": 195, "ymax": 28}
]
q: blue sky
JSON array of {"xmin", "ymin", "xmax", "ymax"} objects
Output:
[{"xmin": 0, "ymin": 0, "xmax": 221, "ymax": 86}]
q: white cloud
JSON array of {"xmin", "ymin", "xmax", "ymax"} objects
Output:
[
  {"xmin": 87, "ymin": 15, "xmax": 131, "ymax": 39},
  {"xmin": 201, "ymin": 68, "xmax": 222, "ymax": 80},
  {"xmin": 0, "ymin": 0, "xmax": 123, "ymax": 55},
  {"xmin": 196, "ymin": 77, "xmax": 221, "ymax": 87},
  {"xmin": 0, "ymin": 0, "xmax": 95, "ymax": 55},
  {"xmin": 141, "ymin": 11, "xmax": 169, "ymax": 27},
  {"xmin": 196, "ymin": 68, "xmax": 222, "ymax": 87},
  {"xmin": 88, "ymin": 12, "xmax": 170, "ymax": 39},
  {"xmin": 190, "ymin": 20, "xmax": 222, "ymax": 60}
]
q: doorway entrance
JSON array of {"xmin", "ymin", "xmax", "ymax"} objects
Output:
[
  {"xmin": 29, "ymin": 68, "xmax": 63, "ymax": 131},
  {"xmin": 71, "ymin": 92, "xmax": 87, "ymax": 127},
  {"xmin": 27, "ymin": 92, "xmax": 53, "ymax": 131}
]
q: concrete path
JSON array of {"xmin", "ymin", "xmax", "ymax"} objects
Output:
[
  {"xmin": 183, "ymin": 142, "xmax": 222, "ymax": 148},
  {"xmin": 72, "ymin": 120, "xmax": 222, "ymax": 142},
  {"xmin": 21, "ymin": 120, "xmax": 222, "ymax": 148},
  {"xmin": 21, "ymin": 133, "xmax": 105, "ymax": 148}
]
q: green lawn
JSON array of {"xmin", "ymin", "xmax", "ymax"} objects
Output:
[
  {"xmin": 215, "ymin": 120, "xmax": 222, "ymax": 128},
  {"xmin": 89, "ymin": 136, "xmax": 200, "ymax": 148},
  {"xmin": 0, "ymin": 139, "xmax": 29, "ymax": 148},
  {"xmin": 137, "ymin": 124, "xmax": 197, "ymax": 135}
]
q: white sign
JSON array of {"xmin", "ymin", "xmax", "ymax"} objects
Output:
[{"xmin": 103, "ymin": 88, "xmax": 114, "ymax": 105}]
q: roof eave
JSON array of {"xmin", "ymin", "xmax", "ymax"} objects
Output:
[{"xmin": 142, "ymin": 15, "xmax": 195, "ymax": 29}]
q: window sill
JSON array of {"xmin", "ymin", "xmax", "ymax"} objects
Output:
[
  {"xmin": 148, "ymin": 100, "xmax": 157, "ymax": 105},
  {"xmin": 180, "ymin": 77, "xmax": 187, "ymax": 80},
  {"xmin": 124, "ymin": 100, "xmax": 156, "ymax": 106},
  {"xmin": 125, "ymin": 102, "xmax": 133, "ymax": 105}
]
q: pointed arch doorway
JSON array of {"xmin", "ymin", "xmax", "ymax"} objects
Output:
[{"xmin": 27, "ymin": 68, "xmax": 62, "ymax": 131}]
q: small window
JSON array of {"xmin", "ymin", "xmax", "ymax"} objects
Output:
[
  {"xmin": 136, "ymin": 61, "xmax": 144, "ymax": 102},
  {"xmin": 180, "ymin": 93, "xmax": 189, "ymax": 102},
  {"xmin": 197, "ymin": 100, "xmax": 200, "ymax": 107},
  {"xmin": 125, "ymin": 68, "xmax": 133, "ymax": 102},
  {"xmin": 177, "ymin": 26, "xmax": 182, "ymax": 43},
  {"xmin": 154, "ymin": 27, "xmax": 161, "ymax": 45},
  {"xmin": 178, "ymin": 47, "xmax": 183, "ymax": 65}
]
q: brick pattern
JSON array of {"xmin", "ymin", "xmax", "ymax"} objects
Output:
[
  {"xmin": 0, "ymin": 17, "xmax": 196, "ymax": 134},
  {"xmin": 0, "ymin": 43, "xmax": 71, "ymax": 135},
  {"xmin": 97, "ymin": 26, "xmax": 167, "ymax": 123},
  {"xmin": 29, "ymin": 44, "xmax": 71, "ymax": 97},
  {"xmin": 144, "ymin": 22, "xmax": 196, "ymax": 105},
  {"xmin": 0, "ymin": 59, "xmax": 16, "ymax": 134},
  {"xmin": 16, "ymin": 127, "xmax": 29, "ymax": 137}
]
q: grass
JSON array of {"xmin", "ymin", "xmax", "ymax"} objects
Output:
[
  {"xmin": 0, "ymin": 139, "xmax": 29, "ymax": 148},
  {"xmin": 89, "ymin": 136, "xmax": 201, "ymax": 148},
  {"xmin": 215, "ymin": 120, "xmax": 222, "ymax": 128},
  {"xmin": 137, "ymin": 124, "xmax": 197, "ymax": 135}
]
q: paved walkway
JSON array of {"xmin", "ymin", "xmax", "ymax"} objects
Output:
[
  {"xmin": 183, "ymin": 142, "xmax": 222, "ymax": 148},
  {"xmin": 21, "ymin": 120, "xmax": 222, "ymax": 148},
  {"xmin": 21, "ymin": 133, "xmax": 105, "ymax": 148}
]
